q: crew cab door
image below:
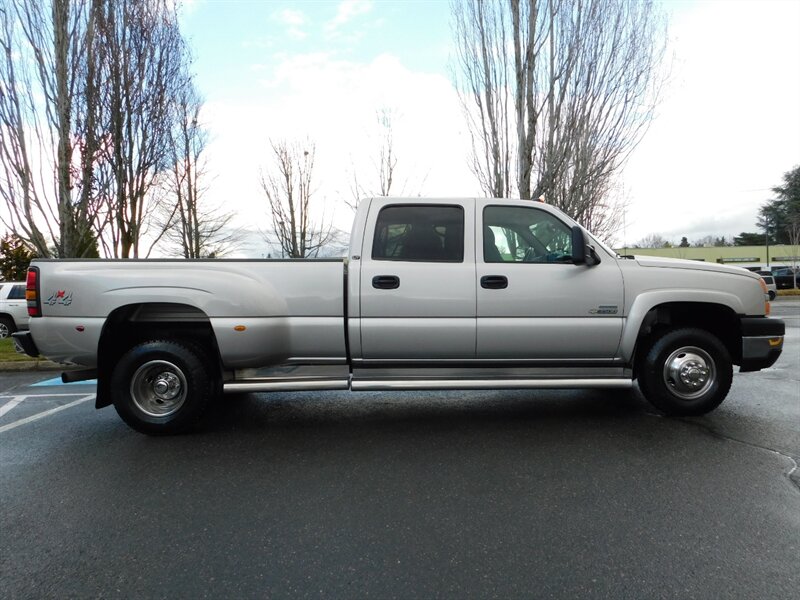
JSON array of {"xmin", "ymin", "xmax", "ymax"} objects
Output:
[
  {"xmin": 476, "ymin": 201, "xmax": 623, "ymax": 360},
  {"xmin": 357, "ymin": 200, "xmax": 476, "ymax": 360}
]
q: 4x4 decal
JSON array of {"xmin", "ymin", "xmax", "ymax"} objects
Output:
[{"xmin": 45, "ymin": 290, "xmax": 73, "ymax": 306}]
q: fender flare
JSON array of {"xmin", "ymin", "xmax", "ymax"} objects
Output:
[{"xmin": 621, "ymin": 290, "xmax": 744, "ymax": 362}]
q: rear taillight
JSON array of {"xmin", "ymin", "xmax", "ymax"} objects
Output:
[{"xmin": 26, "ymin": 267, "xmax": 41, "ymax": 317}]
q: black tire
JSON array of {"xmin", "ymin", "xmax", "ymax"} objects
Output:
[
  {"xmin": 0, "ymin": 316, "xmax": 16, "ymax": 339},
  {"xmin": 636, "ymin": 328, "xmax": 733, "ymax": 416},
  {"xmin": 111, "ymin": 340, "xmax": 220, "ymax": 435},
  {"xmin": 768, "ymin": 291, "xmax": 776, "ymax": 301}
]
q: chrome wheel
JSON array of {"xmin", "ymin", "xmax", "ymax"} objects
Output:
[
  {"xmin": 130, "ymin": 360, "xmax": 188, "ymax": 417},
  {"xmin": 662, "ymin": 346, "xmax": 716, "ymax": 400},
  {"xmin": 0, "ymin": 322, "xmax": 9, "ymax": 338}
]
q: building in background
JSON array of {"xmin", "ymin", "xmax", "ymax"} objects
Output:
[{"xmin": 613, "ymin": 245, "xmax": 799, "ymax": 271}]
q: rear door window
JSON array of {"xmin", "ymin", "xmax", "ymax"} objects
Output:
[
  {"xmin": 7, "ymin": 285, "xmax": 25, "ymax": 300},
  {"xmin": 372, "ymin": 205, "xmax": 464, "ymax": 262}
]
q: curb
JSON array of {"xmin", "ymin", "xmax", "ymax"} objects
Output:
[{"xmin": 0, "ymin": 360, "xmax": 64, "ymax": 372}]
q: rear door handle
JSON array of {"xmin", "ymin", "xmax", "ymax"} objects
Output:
[
  {"xmin": 480, "ymin": 275, "xmax": 508, "ymax": 289},
  {"xmin": 372, "ymin": 275, "xmax": 400, "ymax": 290}
]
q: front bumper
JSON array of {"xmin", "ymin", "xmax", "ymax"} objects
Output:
[
  {"xmin": 739, "ymin": 317, "xmax": 785, "ymax": 372},
  {"xmin": 12, "ymin": 330, "xmax": 39, "ymax": 358}
]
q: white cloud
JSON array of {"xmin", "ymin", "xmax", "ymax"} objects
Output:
[
  {"xmin": 275, "ymin": 8, "xmax": 306, "ymax": 27},
  {"xmin": 326, "ymin": 0, "xmax": 373, "ymax": 33},
  {"xmin": 197, "ymin": 1, "xmax": 800, "ymax": 257},
  {"xmin": 272, "ymin": 8, "xmax": 308, "ymax": 40},
  {"xmin": 240, "ymin": 36, "xmax": 274, "ymax": 50},
  {"xmin": 200, "ymin": 52, "xmax": 476, "ymax": 256},
  {"xmin": 622, "ymin": 0, "xmax": 800, "ymax": 244},
  {"xmin": 287, "ymin": 27, "xmax": 307, "ymax": 41}
]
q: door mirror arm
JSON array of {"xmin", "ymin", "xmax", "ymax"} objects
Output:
[{"xmin": 587, "ymin": 244, "xmax": 601, "ymax": 266}]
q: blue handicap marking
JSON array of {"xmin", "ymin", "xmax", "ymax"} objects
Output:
[{"xmin": 32, "ymin": 377, "xmax": 98, "ymax": 387}]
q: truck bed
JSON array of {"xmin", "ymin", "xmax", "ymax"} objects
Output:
[{"xmin": 28, "ymin": 258, "xmax": 347, "ymax": 368}]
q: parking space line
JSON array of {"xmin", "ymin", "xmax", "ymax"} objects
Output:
[
  {"xmin": 0, "ymin": 394, "xmax": 95, "ymax": 434},
  {"xmin": 0, "ymin": 396, "xmax": 25, "ymax": 418}
]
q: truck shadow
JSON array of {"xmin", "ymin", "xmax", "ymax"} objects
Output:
[{"xmin": 203, "ymin": 387, "xmax": 654, "ymax": 435}]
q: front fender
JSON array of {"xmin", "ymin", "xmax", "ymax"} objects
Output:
[{"xmin": 620, "ymin": 290, "xmax": 745, "ymax": 362}]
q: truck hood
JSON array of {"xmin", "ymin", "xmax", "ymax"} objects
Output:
[{"xmin": 633, "ymin": 255, "xmax": 759, "ymax": 279}]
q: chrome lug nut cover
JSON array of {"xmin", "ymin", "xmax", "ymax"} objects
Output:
[{"xmin": 663, "ymin": 346, "xmax": 716, "ymax": 400}]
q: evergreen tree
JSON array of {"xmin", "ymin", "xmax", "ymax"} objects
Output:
[
  {"xmin": 734, "ymin": 232, "xmax": 767, "ymax": 246},
  {"xmin": 758, "ymin": 165, "xmax": 800, "ymax": 244},
  {"xmin": 0, "ymin": 234, "xmax": 36, "ymax": 281}
]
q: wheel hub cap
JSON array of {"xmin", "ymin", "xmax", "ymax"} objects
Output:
[
  {"xmin": 130, "ymin": 360, "xmax": 188, "ymax": 417},
  {"xmin": 663, "ymin": 346, "xmax": 716, "ymax": 400},
  {"xmin": 153, "ymin": 372, "xmax": 181, "ymax": 400}
]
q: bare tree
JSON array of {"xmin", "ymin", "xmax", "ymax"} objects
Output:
[
  {"xmin": 346, "ymin": 108, "xmax": 426, "ymax": 212},
  {"xmin": 0, "ymin": 0, "xmax": 103, "ymax": 257},
  {"xmin": 0, "ymin": 0, "xmax": 193, "ymax": 258},
  {"xmin": 451, "ymin": 0, "xmax": 512, "ymax": 198},
  {"xmin": 635, "ymin": 233, "xmax": 669, "ymax": 249},
  {"xmin": 94, "ymin": 0, "xmax": 186, "ymax": 258},
  {"xmin": 451, "ymin": 0, "xmax": 668, "ymax": 241},
  {"xmin": 692, "ymin": 235, "xmax": 716, "ymax": 247},
  {"xmin": 260, "ymin": 140, "xmax": 334, "ymax": 258},
  {"xmin": 155, "ymin": 80, "xmax": 241, "ymax": 258}
]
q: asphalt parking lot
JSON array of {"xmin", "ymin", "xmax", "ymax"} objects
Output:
[{"xmin": 1, "ymin": 300, "xmax": 798, "ymax": 598}]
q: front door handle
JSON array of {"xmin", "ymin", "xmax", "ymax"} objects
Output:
[
  {"xmin": 372, "ymin": 275, "xmax": 400, "ymax": 290},
  {"xmin": 480, "ymin": 275, "xmax": 508, "ymax": 289}
]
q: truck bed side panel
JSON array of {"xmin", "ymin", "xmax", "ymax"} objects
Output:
[{"xmin": 30, "ymin": 260, "xmax": 346, "ymax": 368}]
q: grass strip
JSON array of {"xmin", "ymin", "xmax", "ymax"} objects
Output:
[{"xmin": 0, "ymin": 336, "xmax": 38, "ymax": 361}]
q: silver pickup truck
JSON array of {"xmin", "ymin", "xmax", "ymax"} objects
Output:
[{"xmin": 15, "ymin": 197, "xmax": 785, "ymax": 434}]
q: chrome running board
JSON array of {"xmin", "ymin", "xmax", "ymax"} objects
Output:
[
  {"xmin": 224, "ymin": 378, "xmax": 349, "ymax": 393},
  {"xmin": 350, "ymin": 378, "xmax": 632, "ymax": 391},
  {"xmin": 223, "ymin": 377, "xmax": 632, "ymax": 394}
]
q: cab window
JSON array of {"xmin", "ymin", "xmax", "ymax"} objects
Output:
[
  {"xmin": 372, "ymin": 205, "xmax": 464, "ymax": 262},
  {"xmin": 483, "ymin": 205, "xmax": 572, "ymax": 263}
]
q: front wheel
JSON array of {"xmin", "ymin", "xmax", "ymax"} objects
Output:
[
  {"xmin": 637, "ymin": 328, "xmax": 733, "ymax": 416},
  {"xmin": 111, "ymin": 340, "xmax": 219, "ymax": 435}
]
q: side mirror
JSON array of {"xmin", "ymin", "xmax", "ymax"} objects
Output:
[
  {"xmin": 571, "ymin": 225, "xmax": 600, "ymax": 266},
  {"xmin": 571, "ymin": 225, "xmax": 586, "ymax": 265}
]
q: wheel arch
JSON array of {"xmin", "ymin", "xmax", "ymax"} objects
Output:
[
  {"xmin": 95, "ymin": 302, "xmax": 222, "ymax": 409},
  {"xmin": 625, "ymin": 299, "xmax": 743, "ymax": 373}
]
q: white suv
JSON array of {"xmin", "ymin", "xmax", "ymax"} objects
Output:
[{"xmin": 0, "ymin": 281, "xmax": 28, "ymax": 338}]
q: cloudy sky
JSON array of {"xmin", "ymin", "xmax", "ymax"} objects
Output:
[{"xmin": 179, "ymin": 0, "xmax": 800, "ymax": 254}]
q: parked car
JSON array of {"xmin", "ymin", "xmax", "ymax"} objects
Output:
[
  {"xmin": 0, "ymin": 281, "xmax": 29, "ymax": 338},
  {"xmin": 761, "ymin": 275, "xmax": 777, "ymax": 300},
  {"xmin": 772, "ymin": 267, "xmax": 799, "ymax": 290}
]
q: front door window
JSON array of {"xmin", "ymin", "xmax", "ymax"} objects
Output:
[{"xmin": 483, "ymin": 205, "xmax": 573, "ymax": 264}]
